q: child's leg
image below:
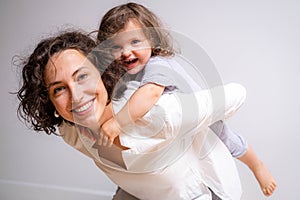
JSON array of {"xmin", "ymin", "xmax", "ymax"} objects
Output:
[
  {"xmin": 237, "ymin": 145, "xmax": 277, "ymax": 196},
  {"xmin": 210, "ymin": 121, "xmax": 277, "ymax": 196},
  {"xmin": 177, "ymin": 83, "xmax": 246, "ymax": 137},
  {"xmin": 205, "ymin": 82, "xmax": 247, "ymax": 123},
  {"xmin": 209, "ymin": 121, "xmax": 247, "ymax": 158}
]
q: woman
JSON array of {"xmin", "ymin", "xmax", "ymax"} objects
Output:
[{"xmin": 17, "ymin": 31, "xmax": 245, "ymax": 199}]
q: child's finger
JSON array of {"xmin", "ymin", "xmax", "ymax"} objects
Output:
[
  {"xmin": 97, "ymin": 132, "xmax": 104, "ymax": 146},
  {"xmin": 103, "ymin": 135, "xmax": 109, "ymax": 146},
  {"xmin": 108, "ymin": 138, "xmax": 114, "ymax": 147},
  {"xmin": 79, "ymin": 126, "xmax": 96, "ymax": 141}
]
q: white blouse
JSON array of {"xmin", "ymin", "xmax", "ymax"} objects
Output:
[{"xmin": 60, "ymin": 81, "xmax": 246, "ymax": 200}]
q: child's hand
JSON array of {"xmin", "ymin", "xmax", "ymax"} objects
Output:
[{"xmin": 99, "ymin": 118, "xmax": 121, "ymax": 147}]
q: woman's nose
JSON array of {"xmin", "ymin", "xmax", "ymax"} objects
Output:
[{"xmin": 70, "ymin": 84, "xmax": 83, "ymax": 103}]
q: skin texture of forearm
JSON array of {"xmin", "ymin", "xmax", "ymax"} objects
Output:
[{"xmin": 116, "ymin": 83, "xmax": 165, "ymax": 127}]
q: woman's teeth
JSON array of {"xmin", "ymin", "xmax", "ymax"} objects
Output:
[{"xmin": 74, "ymin": 101, "xmax": 92, "ymax": 113}]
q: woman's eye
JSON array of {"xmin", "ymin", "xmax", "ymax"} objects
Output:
[
  {"xmin": 77, "ymin": 73, "xmax": 88, "ymax": 81},
  {"xmin": 53, "ymin": 86, "xmax": 65, "ymax": 95}
]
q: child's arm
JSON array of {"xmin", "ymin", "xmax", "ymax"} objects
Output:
[
  {"xmin": 118, "ymin": 83, "xmax": 165, "ymax": 125},
  {"xmin": 101, "ymin": 83, "xmax": 165, "ymax": 146}
]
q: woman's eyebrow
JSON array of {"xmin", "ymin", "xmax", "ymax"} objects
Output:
[
  {"xmin": 71, "ymin": 67, "xmax": 86, "ymax": 78},
  {"xmin": 47, "ymin": 67, "xmax": 87, "ymax": 89},
  {"xmin": 47, "ymin": 81, "xmax": 61, "ymax": 89}
]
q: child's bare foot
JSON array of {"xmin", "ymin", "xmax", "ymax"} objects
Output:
[
  {"xmin": 237, "ymin": 146, "xmax": 277, "ymax": 196},
  {"xmin": 252, "ymin": 160, "xmax": 277, "ymax": 196}
]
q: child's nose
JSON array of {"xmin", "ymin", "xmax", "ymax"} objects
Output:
[{"xmin": 122, "ymin": 47, "xmax": 132, "ymax": 57}]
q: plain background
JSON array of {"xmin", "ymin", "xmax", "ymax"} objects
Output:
[{"xmin": 1, "ymin": 0, "xmax": 299, "ymax": 199}]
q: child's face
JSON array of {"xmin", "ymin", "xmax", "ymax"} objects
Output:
[{"xmin": 110, "ymin": 19, "xmax": 152, "ymax": 75}]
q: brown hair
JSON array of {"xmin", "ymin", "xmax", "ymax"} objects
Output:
[
  {"xmin": 16, "ymin": 31, "xmax": 125, "ymax": 135},
  {"xmin": 97, "ymin": 2, "xmax": 175, "ymax": 57}
]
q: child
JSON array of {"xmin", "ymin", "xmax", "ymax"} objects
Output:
[{"xmin": 97, "ymin": 2, "xmax": 276, "ymax": 196}]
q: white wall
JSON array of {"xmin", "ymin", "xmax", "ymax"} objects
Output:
[{"xmin": 1, "ymin": 0, "xmax": 299, "ymax": 199}]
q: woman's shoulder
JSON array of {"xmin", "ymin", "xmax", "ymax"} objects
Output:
[
  {"xmin": 58, "ymin": 122, "xmax": 96, "ymax": 158},
  {"xmin": 58, "ymin": 122, "xmax": 79, "ymax": 146}
]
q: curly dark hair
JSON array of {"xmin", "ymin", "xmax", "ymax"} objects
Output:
[
  {"xmin": 16, "ymin": 31, "xmax": 126, "ymax": 135},
  {"xmin": 97, "ymin": 2, "xmax": 175, "ymax": 57}
]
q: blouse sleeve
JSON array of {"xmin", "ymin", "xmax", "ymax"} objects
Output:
[
  {"xmin": 140, "ymin": 56, "xmax": 200, "ymax": 93},
  {"xmin": 59, "ymin": 122, "xmax": 95, "ymax": 159}
]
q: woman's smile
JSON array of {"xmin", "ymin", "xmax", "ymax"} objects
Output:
[
  {"xmin": 45, "ymin": 49, "xmax": 108, "ymax": 128},
  {"xmin": 72, "ymin": 98, "xmax": 95, "ymax": 115}
]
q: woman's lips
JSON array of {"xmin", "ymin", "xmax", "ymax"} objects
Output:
[{"xmin": 72, "ymin": 99, "xmax": 94, "ymax": 115}]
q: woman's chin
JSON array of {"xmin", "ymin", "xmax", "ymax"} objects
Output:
[{"xmin": 74, "ymin": 115, "xmax": 100, "ymax": 130}]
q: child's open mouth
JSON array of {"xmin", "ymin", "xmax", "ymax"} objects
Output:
[{"xmin": 123, "ymin": 58, "xmax": 138, "ymax": 69}]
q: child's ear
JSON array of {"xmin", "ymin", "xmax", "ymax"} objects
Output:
[{"xmin": 152, "ymin": 45, "xmax": 161, "ymax": 56}]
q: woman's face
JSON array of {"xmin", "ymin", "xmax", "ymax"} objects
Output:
[{"xmin": 45, "ymin": 49, "xmax": 108, "ymax": 129}]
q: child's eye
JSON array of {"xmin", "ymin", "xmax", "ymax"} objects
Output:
[
  {"xmin": 111, "ymin": 45, "xmax": 122, "ymax": 50},
  {"xmin": 131, "ymin": 39, "xmax": 141, "ymax": 45}
]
